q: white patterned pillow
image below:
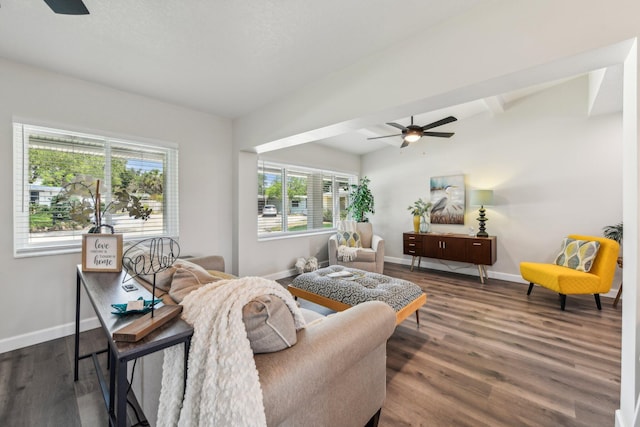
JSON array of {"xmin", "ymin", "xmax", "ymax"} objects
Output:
[
  {"xmin": 554, "ymin": 238, "xmax": 601, "ymax": 272},
  {"xmin": 336, "ymin": 231, "xmax": 362, "ymax": 248}
]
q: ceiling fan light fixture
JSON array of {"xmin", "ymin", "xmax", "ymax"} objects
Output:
[{"xmin": 403, "ymin": 130, "xmax": 422, "ymax": 143}]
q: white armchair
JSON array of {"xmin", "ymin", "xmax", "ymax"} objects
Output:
[{"xmin": 329, "ymin": 222, "xmax": 385, "ymax": 274}]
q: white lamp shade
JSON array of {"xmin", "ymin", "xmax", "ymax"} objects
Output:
[{"xmin": 470, "ymin": 189, "xmax": 494, "ymax": 206}]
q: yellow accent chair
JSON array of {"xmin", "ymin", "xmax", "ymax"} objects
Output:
[{"xmin": 520, "ymin": 234, "xmax": 619, "ymax": 310}]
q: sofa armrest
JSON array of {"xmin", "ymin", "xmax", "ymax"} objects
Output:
[
  {"xmin": 187, "ymin": 255, "xmax": 225, "ymax": 273},
  {"xmin": 372, "ymin": 235, "xmax": 385, "ymax": 273},
  {"xmin": 255, "ymin": 301, "xmax": 396, "ymax": 426},
  {"xmin": 328, "ymin": 234, "xmax": 339, "ymax": 265},
  {"xmin": 371, "ymin": 234, "xmax": 384, "ymax": 252}
]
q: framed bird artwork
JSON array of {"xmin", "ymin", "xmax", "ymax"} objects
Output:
[{"xmin": 430, "ymin": 175, "xmax": 465, "ymax": 224}]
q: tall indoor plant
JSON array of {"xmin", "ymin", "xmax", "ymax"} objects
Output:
[{"xmin": 347, "ymin": 176, "xmax": 375, "ymax": 222}]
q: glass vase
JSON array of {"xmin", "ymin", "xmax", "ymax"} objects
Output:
[{"xmin": 419, "ymin": 216, "xmax": 430, "ymax": 233}]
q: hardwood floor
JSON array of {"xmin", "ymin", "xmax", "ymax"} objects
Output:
[
  {"xmin": 377, "ymin": 262, "xmax": 621, "ymax": 427},
  {"xmin": 0, "ymin": 327, "xmax": 110, "ymax": 427},
  {"xmin": 0, "ymin": 262, "xmax": 621, "ymax": 426}
]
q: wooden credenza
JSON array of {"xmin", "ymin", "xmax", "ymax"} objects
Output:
[{"xmin": 403, "ymin": 232, "xmax": 497, "ymax": 283}]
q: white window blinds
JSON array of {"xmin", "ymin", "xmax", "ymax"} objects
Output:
[{"xmin": 13, "ymin": 123, "xmax": 179, "ymax": 257}]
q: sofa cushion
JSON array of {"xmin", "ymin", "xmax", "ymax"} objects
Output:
[
  {"xmin": 554, "ymin": 237, "xmax": 601, "ymax": 272},
  {"xmin": 169, "ymin": 265, "xmax": 220, "ymax": 303},
  {"xmin": 243, "ymin": 295, "xmax": 297, "ymax": 354},
  {"xmin": 206, "ymin": 269, "xmax": 237, "ymax": 280},
  {"xmin": 353, "ymin": 248, "xmax": 376, "ymax": 262},
  {"xmin": 337, "ymin": 231, "xmax": 362, "ymax": 248}
]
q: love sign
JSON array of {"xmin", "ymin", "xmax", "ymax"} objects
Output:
[{"xmin": 82, "ymin": 234, "xmax": 123, "ymax": 272}]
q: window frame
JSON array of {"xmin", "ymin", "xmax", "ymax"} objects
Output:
[
  {"xmin": 13, "ymin": 122, "xmax": 179, "ymax": 257},
  {"xmin": 258, "ymin": 160, "xmax": 356, "ymax": 239}
]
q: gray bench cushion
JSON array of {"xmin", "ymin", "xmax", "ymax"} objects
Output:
[{"xmin": 292, "ymin": 265, "xmax": 423, "ymax": 312}]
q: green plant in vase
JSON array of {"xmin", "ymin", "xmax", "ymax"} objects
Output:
[
  {"xmin": 408, "ymin": 198, "xmax": 432, "ymax": 233},
  {"xmin": 347, "ymin": 176, "xmax": 375, "ymax": 222}
]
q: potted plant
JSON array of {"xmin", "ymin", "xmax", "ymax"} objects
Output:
[
  {"xmin": 347, "ymin": 176, "xmax": 375, "ymax": 222},
  {"xmin": 603, "ymin": 222, "xmax": 623, "ymax": 245},
  {"xmin": 408, "ymin": 198, "xmax": 432, "ymax": 233},
  {"xmin": 54, "ymin": 175, "xmax": 152, "ymax": 233}
]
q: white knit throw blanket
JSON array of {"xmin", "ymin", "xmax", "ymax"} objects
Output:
[
  {"xmin": 338, "ymin": 245, "xmax": 359, "ymax": 262},
  {"xmin": 157, "ymin": 276, "xmax": 306, "ymax": 427}
]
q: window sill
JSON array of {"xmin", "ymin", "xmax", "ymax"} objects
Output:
[{"xmin": 258, "ymin": 228, "xmax": 336, "ymax": 242}]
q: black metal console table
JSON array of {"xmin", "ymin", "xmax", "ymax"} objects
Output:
[{"xmin": 74, "ymin": 265, "xmax": 193, "ymax": 426}]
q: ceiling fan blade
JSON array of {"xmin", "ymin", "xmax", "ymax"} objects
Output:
[
  {"xmin": 44, "ymin": 0, "xmax": 89, "ymax": 15},
  {"xmin": 421, "ymin": 116, "xmax": 457, "ymax": 131},
  {"xmin": 367, "ymin": 134, "xmax": 402, "ymax": 140},
  {"xmin": 423, "ymin": 131, "xmax": 455, "ymax": 138},
  {"xmin": 386, "ymin": 122, "xmax": 407, "ymax": 131}
]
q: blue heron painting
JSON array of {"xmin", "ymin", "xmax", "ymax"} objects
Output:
[{"xmin": 430, "ymin": 175, "xmax": 465, "ymax": 224}]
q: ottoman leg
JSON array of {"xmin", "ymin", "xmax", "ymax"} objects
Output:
[{"xmin": 415, "ymin": 310, "xmax": 420, "ymax": 325}]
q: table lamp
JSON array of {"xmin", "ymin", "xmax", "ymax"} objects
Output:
[{"xmin": 470, "ymin": 190, "xmax": 494, "ymax": 237}]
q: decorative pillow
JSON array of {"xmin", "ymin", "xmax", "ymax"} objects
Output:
[
  {"xmin": 169, "ymin": 266, "xmax": 221, "ymax": 303},
  {"xmin": 554, "ymin": 238, "xmax": 601, "ymax": 272},
  {"xmin": 243, "ymin": 295, "xmax": 297, "ymax": 354},
  {"xmin": 336, "ymin": 231, "xmax": 362, "ymax": 248},
  {"xmin": 206, "ymin": 270, "xmax": 237, "ymax": 280}
]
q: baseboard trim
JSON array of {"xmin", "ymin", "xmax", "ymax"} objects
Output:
[{"xmin": 0, "ymin": 317, "xmax": 100, "ymax": 354}]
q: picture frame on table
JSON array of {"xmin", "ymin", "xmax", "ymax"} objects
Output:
[{"xmin": 82, "ymin": 233, "xmax": 123, "ymax": 272}]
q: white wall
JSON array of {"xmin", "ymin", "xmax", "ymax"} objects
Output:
[
  {"xmin": 0, "ymin": 58, "xmax": 233, "ymax": 352},
  {"xmin": 236, "ymin": 143, "xmax": 360, "ymax": 278},
  {"xmin": 365, "ymin": 76, "xmax": 623, "ymax": 283}
]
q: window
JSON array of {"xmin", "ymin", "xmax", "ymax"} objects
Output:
[
  {"xmin": 258, "ymin": 160, "xmax": 355, "ymax": 237},
  {"xmin": 14, "ymin": 123, "xmax": 179, "ymax": 257}
]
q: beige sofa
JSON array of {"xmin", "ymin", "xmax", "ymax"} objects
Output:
[
  {"xmin": 131, "ymin": 255, "xmax": 397, "ymax": 427},
  {"xmin": 329, "ymin": 222, "xmax": 385, "ymax": 274}
]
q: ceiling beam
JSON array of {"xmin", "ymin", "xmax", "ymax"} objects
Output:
[
  {"xmin": 588, "ymin": 65, "xmax": 623, "ymax": 116},
  {"xmin": 483, "ymin": 95, "xmax": 505, "ymax": 115}
]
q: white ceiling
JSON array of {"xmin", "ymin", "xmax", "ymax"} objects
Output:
[
  {"xmin": 0, "ymin": 1, "xmax": 622, "ymax": 155},
  {"xmin": 313, "ymin": 71, "xmax": 623, "ymax": 155},
  {"xmin": 0, "ymin": 0, "xmax": 484, "ymax": 118}
]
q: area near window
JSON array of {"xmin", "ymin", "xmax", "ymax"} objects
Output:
[
  {"xmin": 13, "ymin": 123, "xmax": 179, "ymax": 257},
  {"xmin": 258, "ymin": 160, "xmax": 356, "ymax": 238}
]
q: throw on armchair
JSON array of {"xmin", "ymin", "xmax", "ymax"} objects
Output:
[{"xmin": 329, "ymin": 221, "xmax": 385, "ymax": 274}]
